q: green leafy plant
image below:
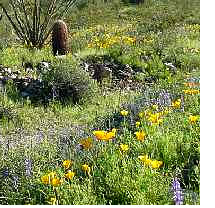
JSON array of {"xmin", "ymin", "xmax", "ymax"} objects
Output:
[{"xmin": 42, "ymin": 57, "xmax": 99, "ymax": 104}]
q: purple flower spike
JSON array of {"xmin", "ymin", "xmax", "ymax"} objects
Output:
[
  {"xmin": 172, "ymin": 177, "xmax": 184, "ymax": 205},
  {"xmin": 13, "ymin": 175, "xmax": 19, "ymax": 190},
  {"xmin": 25, "ymin": 158, "xmax": 32, "ymax": 177},
  {"xmin": 2, "ymin": 168, "xmax": 9, "ymax": 177}
]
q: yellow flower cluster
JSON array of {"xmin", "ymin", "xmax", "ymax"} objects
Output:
[
  {"xmin": 134, "ymin": 130, "xmax": 146, "ymax": 141},
  {"xmin": 41, "ymin": 160, "xmax": 92, "ymax": 186},
  {"xmin": 93, "ymin": 128, "xmax": 117, "ymax": 141},
  {"xmin": 148, "ymin": 112, "xmax": 163, "ymax": 125},
  {"xmin": 138, "ymin": 155, "xmax": 163, "ymax": 169},
  {"xmin": 120, "ymin": 144, "xmax": 129, "ymax": 152},
  {"xmin": 63, "ymin": 160, "xmax": 72, "ymax": 169},
  {"xmin": 88, "ymin": 34, "xmax": 136, "ymax": 49},
  {"xmin": 41, "ymin": 172, "xmax": 62, "ymax": 187},
  {"xmin": 183, "ymin": 89, "xmax": 200, "ymax": 95},
  {"xmin": 86, "ymin": 23, "xmax": 135, "ymax": 34},
  {"xmin": 189, "ymin": 115, "xmax": 198, "ymax": 124},
  {"xmin": 138, "ymin": 106, "xmax": 170, "ymax": 126},
  {"xmin": 136, "ymin": 121, "xmax": 141, "ymax": 127},
  {"xmin": 82, "ymin": 164, "xmax": 91, "ymax": 174},
  {"xmin": 171, "ymin": 99, "xmax": 181, "ymax": 108},
  {"xmin": 120, "ymin": 110, "xmax": 128, "ymax": 116},
  {"xmin": 65, "ymin": 170, "xmax": 75, "ymax": 180},
  {"xmin": 184, "ymin": 82, "xmax": 200, "ymax": 87}
]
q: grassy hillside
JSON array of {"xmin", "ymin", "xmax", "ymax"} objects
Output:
[{"xmin": 0, "ymin": 0, "xmax": 200, "ymax": 205}]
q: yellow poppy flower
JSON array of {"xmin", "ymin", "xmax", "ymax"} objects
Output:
[
  {"xmin": 63, "ymin": 160, "xmax": 72, "ymax": 169},
  {"xmin": 183, "ymin": 89, "xmax": 200, "ymax": 95},
  {"xmin": 93, "ymin": 129, "xmax": 116, "ymax": 141},
  {"xmin": 171, "ymin": 99, "xmax": 181, "ymax": 108},
  {"xmin": 41, "ymin": 175, "xmax": 50, "ymax": 185},
  {"xmin": 41, "ymin": 172, "xmax": 57, "ymax": 185},
  {"xmin": 120, "ymin": 144, "xmax": 129, "ymax": 152},
  {"xmin": 120, "ymin": 110, "xmax": 128, "ymax": 116},
  {"xmin": 150, "ymin": 160, "xmax": 163, "ymax": 169},
  {"xmin": 111, "ymin": 128, "xmax": 117, "ymax": 134},
  {"xmin": 65, "ymin": 170, "xmax": 75, "ymax": 180},
  {"xmin": 51, "ymin": 178, "xmax": 62, "ymax": 187},
  {"xmin": 189, "ymin": 115, "xmax": 198, "ymax": 124},
  {"xmin": 135, "ymin": 130, "xmax": 146, "ymax": 141},
  {"xmin": 148, "ymin": 113, "xmax": 163, "ymax": 125},
  {"xmin": 138, "ymin": 155, "xmax": 163, "ymax": 169},
  {"xmin": 105, "ymin": 131, "xmax": 115, "ymax": 141},
  {"xmin": 138, "ymin": 155, "xmax": 151, "ymax": 166},
  {"xmin": 136, "ymin": 121, "xmax": 141, "ymax": 127},
  {"xmin": 93, "ymin": 130, "xmax": 107, "ymax": 140},
  {"xmin": 82, "ymin": 164, "xmax": 91, "ymax": 174}
]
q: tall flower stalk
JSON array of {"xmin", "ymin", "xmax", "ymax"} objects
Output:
[{"xmin": 171, "ymin": 177, "xmax": 184, "ymax": 205}]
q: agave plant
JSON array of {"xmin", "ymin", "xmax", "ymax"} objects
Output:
[{"xmin": 0, "ymin": 0, "xmax": 77, "ymax": 48}]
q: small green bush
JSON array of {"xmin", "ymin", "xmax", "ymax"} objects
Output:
[{"xmin": 42, "ymin": 58, "xmax": 99, "ymax": 104}]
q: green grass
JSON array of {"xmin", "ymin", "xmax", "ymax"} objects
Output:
[{"xmin": 0, "ymin": 0, "xmax": 199, "ymax": 205}]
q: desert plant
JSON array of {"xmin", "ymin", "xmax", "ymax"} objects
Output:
[
  {"xmin": 42, "ymin": 58, "xmax": 99, "ymax": 104},
  {"xmin": 52, "ymin": 20, "xmax": 68, "ymax": 56},
  {"xmin": 0, "ymin": 0, "xmax": 77, "ymax": 49}
]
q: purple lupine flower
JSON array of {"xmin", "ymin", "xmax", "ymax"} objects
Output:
[
  {"xmin": 13, "ymin": 175, "xmax": 19, "ymax": 190},
  {"xmin": 158, "ymin": 90, "xmax": 171, "ymax": 106},
  {"xmin": 172, "ymin": 177, "xmax": 184, "ymax": 205},
  {"xmin": 24, "ymin": 158, "xmax": 32, "ymax": 177},
  {"xmin": 2, "ymin": 167, "xmax": 9, "ymax": 177}
]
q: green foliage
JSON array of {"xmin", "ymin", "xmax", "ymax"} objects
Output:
[
  {"xmin": 93, "ymin": 142, "xmax": 171, "ymax": 205},
  {"xmin": 42, "ymin": 57, "xmax": 99, "ymax": 104},
  {"xmin": 0, "ymin": 45, "xmax": 54, "ymax": 68},
  {"xmin": 0, "ymin": 0, "xmax": 200, "ymax": 205}
]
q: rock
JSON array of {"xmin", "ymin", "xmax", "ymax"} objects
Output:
[
  {"xmin": 164, "ymin": 62, "xmax": 177, "ymax": 73},
  {"xmin": 55, "ymin": 55, "xmax": 67, "ymax": 59},
  {"xmin": 23, "ymin": 62, "xmax": 34, "ymax": 73},
  {"xmin": 5, "ymin": 68, "xmax": 12, "ymax": 74},
  {"xmin": 21, "ymin": 91, "xmax": 31, "ymax": 97},
  {"xmin": 91, "ymin": 64, "xmax": 112, "ymax": 84},
  {"xmin": 36, "ymin": 61, "xmax": 51, "ymax": 74}
]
